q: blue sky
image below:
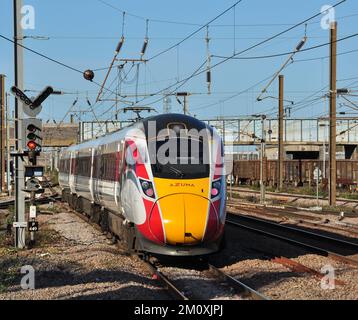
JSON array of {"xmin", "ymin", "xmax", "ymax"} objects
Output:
[{"xmin": 0, "ymin": 0, "xmax": 357, "ymax": 123}]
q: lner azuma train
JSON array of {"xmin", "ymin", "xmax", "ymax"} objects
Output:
[{"xmin": 59, "ymin": 114, "xmax": 226, "ymax": 256}]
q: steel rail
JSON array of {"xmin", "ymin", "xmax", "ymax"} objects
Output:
[
  {"xmin": 0, "ymin": 195, "xmax": 61, "ymax": 209},
  {"xmin": 207, "ymin": 263, "xmax": 269, "ymax": 300},
  {"xmin": 227, "ymin": 204, "xmax": 358, "ymax": 236},
  {"xmin": 230, "ymin": 187, "xmax": 358, "ymax": 204},
  {"xmin": 229, "ymin": 213, "xmax": 358, "ymax": 248},
  {"xmin": 144, "ymin": 260, "xmax": 189, "ymax": 300},
  {"xmin": 226, "ymin": 215, "xmax": 358, "ymax": 267}
]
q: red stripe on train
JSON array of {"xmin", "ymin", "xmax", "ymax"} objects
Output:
[
  {"xmin": 204, "ymin": 200, "xmax": 220, "ymax": 241},
  {"xmin": 136, "ymin": 198, "xmax": 164, "ymax": 244}
]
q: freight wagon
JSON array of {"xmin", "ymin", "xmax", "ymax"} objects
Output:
[{"xmin": 232, "ymin": 160, "xmax": 358, "ymax": 189}]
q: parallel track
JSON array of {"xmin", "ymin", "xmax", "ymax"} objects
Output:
[
  {"xmin": 229, "ymin": 187, "xmax": 358, "ymax": 206},
  {"xmin": 0, "ymin": 194, "xmax": 61, "ymax": 209},
  {"xmin": 53, "ymin": 199, "xmax": 269, "ymax": 300},
  {"xmin": 227, "ymin": 203, "xmax": 358, "ymax": 236},
  {"xmin": 227, "ymin": 212, "xmax": 358, "ymax": 267}
]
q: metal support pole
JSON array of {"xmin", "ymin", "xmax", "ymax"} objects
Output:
[
  {"xmin": 29, "ymin": 190, "xmax": 36, "ymax": 244},
  {"xmin": 0, "ymin": 75, "xmax": 5, "ymax": 193},
  {"xmin": 183, "ymin": 95, "xmax": 188, "ymax": 115},
  {"xmin": 329, "ymin": 22, "xmax": 337, "ymax": 207},
  {"xmin": 229, "ymin": 176, "xmax": 233, "ymax": 201},
  {"xmin": 323, "ymin": 137, "xmax": 326, "ymax": 179},
  {"xmin": 14, "ymin": 0, "xmax": 26, "ymax": 248},
  {"xmin": 278, "ymin": 75, "xmax": 284, "ymax": 190},
  {"xmin": 260, "ymin": 116, "xmax": 266, "ymax": 204},
  {"xmin": 316, "ymin": 165, "xmax": 319, "ymax": 207},
  {"xmin": 6, "ymin": 93, "xmax": 11, "ymax": 194}
]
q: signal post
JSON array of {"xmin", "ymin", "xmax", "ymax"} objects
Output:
[{"xmin": 11, "ymin": 85, "xmax": 53, "ymax": 247}]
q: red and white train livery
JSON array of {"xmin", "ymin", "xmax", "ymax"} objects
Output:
[{"xmin": 59, "ymin": 114, "xmax": 226, "ymax": 256}]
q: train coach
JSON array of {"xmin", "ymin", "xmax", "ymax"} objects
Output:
[{"xmin": 59, "ymin": 114, "xmax": 226, "ymax": 256}]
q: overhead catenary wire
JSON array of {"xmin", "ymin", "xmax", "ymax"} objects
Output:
[
  {"xmin": 256, "ymin": 36, "xmax": 307, "ymax": 102},
  {"xmin": 131, "ymin": 0, "xmax": 347, "ymax": 108},
  {"xmin": 3, "ymin": 0, "xmax": 346, "ymax": 112},
  {"xmin": 143, "ymin": 34, "xmax": 358, "ymax": 114},
  {"xmin": 147, "ymin": 0, "xmax": 244, "ymax": 62},
  {"xmin": 99, "ymin": 58, "xmax": 209, "ymax": 121},
  {"xmin": 192, "ymin": 72, "xmax": 278, "ymax": 112},
  {"xmin": 0, "ymin": 34, "xmax": 83, "ymax": 74},
  {"xmin": 1, "ymin": 0, "xmax": 351, "ymax": 124},
  {"xmin": 212, "ymin": 33, "xmax": 358, "ymax": 61},
  {"xmin": 0, "ymin": 33, "xmax": 124, "ymax": 103},
  {"xmin": 96, "ymin": 0, "xmax": 358, "ymax": 28}
]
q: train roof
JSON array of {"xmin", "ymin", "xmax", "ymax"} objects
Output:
[
  {"xmin": 142, "ymin": 113, "xmax": 210, "ymax": 131},
  {"xmin": 63, "ymin": 113, "xmax": 212, "ymax": 153}
]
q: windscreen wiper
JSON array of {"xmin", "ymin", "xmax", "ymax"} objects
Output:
[{"xmin": 167, "ymin": 165, "xmax": 185, "ymax": 177}]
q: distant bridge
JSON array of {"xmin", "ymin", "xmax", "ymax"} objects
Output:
[
  {"xmin": 79, "ymin": 117, "xmax": 358, "ymax": 146},
  {"xmin": 13, "ymin": 118, "xmax": 356, "ymax": 149}
]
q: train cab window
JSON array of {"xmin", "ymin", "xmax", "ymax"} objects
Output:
[{"xmin": 152, "ymin": 136, "xmax": 209, "ymax": 179}]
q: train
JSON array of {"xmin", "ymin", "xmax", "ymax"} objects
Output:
[{"xmin": 59, "ymin": 114, "xmax": 227, "ymax": 256}]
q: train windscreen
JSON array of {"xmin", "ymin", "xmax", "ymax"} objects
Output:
[{"xmin": 151, "ymin": 137, "xmax": 209, "ymax": 179}]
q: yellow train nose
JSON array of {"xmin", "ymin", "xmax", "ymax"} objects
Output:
[{"xmin": 157, "ymin": 194, "xmax": 210, "ymax": 245}]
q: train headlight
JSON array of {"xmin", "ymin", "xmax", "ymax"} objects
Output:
[
  {"xmin": 140, "ymin": 179, "xmax": 155, "ymax": 199},
  {"xmin": 211, "ymin": 180, "xmax": 222, "ymax": 198},
  {"xmin": 141, "ymin": 180, "xmax": 150, "ymax": 190}
]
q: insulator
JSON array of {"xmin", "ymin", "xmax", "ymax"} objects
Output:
[
  {"xmin": 116, "ymin": 36, "xmax": 125, "ymax": 53},
  {"xmin": 141, "ymin": 38, "xmax": 149, "ymax": 56},
  {"xmin": 296, "ymin": 39, "xmax": 306, "ymax": 51},
  {"xmin": 206, "ymin": 71, "xmax": 211, "ymax": 84},
  {"xmin": 87, "ymin": 99, "xmax": 92, "ymax": 106}
]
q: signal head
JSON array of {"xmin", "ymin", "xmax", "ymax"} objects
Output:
[
  {"xmin": 27, "ymin": 124, "xmax": 38, "ymax": 132},
  {"xmin": 27, "ymin": 141, "xmax": 37, "ymax": 150},
  {"xmin": 27, "ymin": 132, "xmax": 37, "ymax": 140}
]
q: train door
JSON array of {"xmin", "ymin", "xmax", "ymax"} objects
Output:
[
  {"xmin": 69, "ymin": 151, "xmax": 76, "ymax": 194},
  {"xmin": 115, "ymin": 141, "xmax": 125, "ymax": 208},
  {"xmin": 89, "ymin": 148, "xmax": 95, "ymax": 202},
  {"xmin": 93, "ymin": 148, "xmax": 101, "ymax": 204},
  {"xmin": 114, "ymin": 143, "xmax": 120, "ymax": 207}
]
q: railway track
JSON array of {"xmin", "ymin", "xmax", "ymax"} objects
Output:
[
  {"xmin": 6, "ymin": 196, "xmax": 354, "ymax": 299},
  {"xmin": 53, "ymin": 199, "xmax": 269, "ymax": 300},
  {"xmin": 0, "ymin": 194, "xmax": 61, "ymax": 209},
  {"xmin": 227, "ymin": 202, "xmax": 358, "ymax": 236},
  {"xmin": 142, "ymin": 258, "xmax": 269, "ymax": 300},
  {"xmin": 227, "ymin": 212, "xmax": 358, "ymax": 267},
  {"xmin": 229, "ymin": 187, "xmax": 358, "ymax": 207}
]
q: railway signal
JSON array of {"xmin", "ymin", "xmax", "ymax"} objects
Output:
[
  {"xmin": 11, "ymin": 85, "xmax": 53, "ymax": 117},
  {"xmin": 25, "ymin": 120, "xmax": 42, "ymax": 151},
  {"xmin": 10, "ymin": 86, "xmax": 33, "ymax": 107},
  {"xmin": 22, "ymin": 118, "xmax": 42, "ymax": 165},
  {"xmin": 11, "ymin": 81, "xmax": 52, "ymax": 248}
]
